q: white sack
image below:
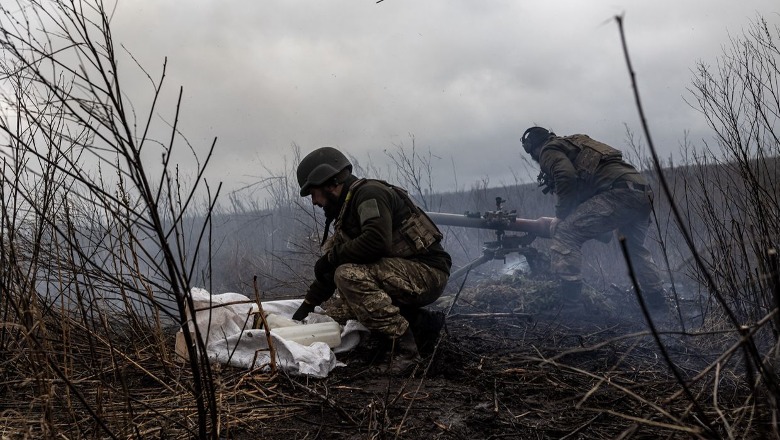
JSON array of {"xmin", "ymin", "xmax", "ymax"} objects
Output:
[{"xmin": 186, "ymin": 289, "xmax": 369, "ymax": 378}]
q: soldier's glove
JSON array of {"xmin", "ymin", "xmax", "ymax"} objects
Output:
[
  {"xmin": 314, "ymin": 253, "xmax": 336, "ymax": 284},
  {"xmin": 292, "ymin": 300, "xmax": 316, "ymax": 321}
]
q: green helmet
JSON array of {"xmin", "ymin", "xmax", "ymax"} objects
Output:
[{"xmin": 296, "ymin": 147, "xmax": 352, "ymax": 196}]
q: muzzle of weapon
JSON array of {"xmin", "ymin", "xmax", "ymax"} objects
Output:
[{"xmin": 425, "ymin": 212, "xmax": 557, "ymax": 238}]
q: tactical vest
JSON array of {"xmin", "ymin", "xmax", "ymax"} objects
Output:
[
  {"xmin": 334, "ymin": 179, "xmax": 443, "ymax": 258},
  {"xmin": 559, "ymin": 134, "xmax": 623, "ymax": 182}
]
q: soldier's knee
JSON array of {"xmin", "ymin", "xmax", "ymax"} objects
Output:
[
  {"xmin": 333, "ymin": 263, "xmax": 362, "ymax": 284},
  {"xmin": 550, "ymin": 243, "xmax": 576, "ymax": 258}
]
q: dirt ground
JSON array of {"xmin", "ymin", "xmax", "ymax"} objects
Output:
[{"xmin": 230, "ymin": 276, "xmax": 757, "ymax": 440}]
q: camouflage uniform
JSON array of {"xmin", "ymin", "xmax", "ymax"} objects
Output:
[
  {"xmin": 335, "ymin": 259, "xmax": 449, "ymax": 336},
  {"xmin": 538, "ymin": 134, "xmax": 664, "ymax": 294},
  {"xmin": 304, "ymin": 176, "xmax": 452, "ymax": 338}
]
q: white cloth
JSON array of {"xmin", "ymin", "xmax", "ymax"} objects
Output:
[{"xmin": 185, "ymin": 289, "xmax": 369, "ymax": 378}]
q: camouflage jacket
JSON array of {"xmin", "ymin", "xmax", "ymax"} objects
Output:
[{"xmin": 305, "ymin": 175, "xmax": 451, "ymax": 305}]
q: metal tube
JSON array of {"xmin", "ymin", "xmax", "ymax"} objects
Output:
[{"xmin": 426, "ymin": 212, "xmax": 555, "ymax": 238}]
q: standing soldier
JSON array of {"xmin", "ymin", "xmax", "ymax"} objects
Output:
[
  {"xmin": 520, "ymin": 126, "xmax": 667, "ymax": 311},
  {"xmin": 292, "ymin": 147, "xmax": 452, "ymax": 373}
]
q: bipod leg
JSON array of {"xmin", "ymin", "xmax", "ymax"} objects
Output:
[{"xmin": 448, "ymin": 252, "xmax": 494, "ymax": 282}]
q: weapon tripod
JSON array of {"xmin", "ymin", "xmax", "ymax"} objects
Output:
[{"xmin": 448, "ymin": 197, "xmax": 550, "ymax": 282}]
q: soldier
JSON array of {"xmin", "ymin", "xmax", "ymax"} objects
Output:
[
  {"xmin": 292, "ymin": 147, "xmax": 452, "ymax": 373},
  {"xmin": 521, "ymin": 127, "xmax": 667, "ymax": 311}
]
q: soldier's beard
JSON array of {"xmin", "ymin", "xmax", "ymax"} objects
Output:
[{"xmin": 322, "ymin": 192, "xmax": 343, "ymax": 221}]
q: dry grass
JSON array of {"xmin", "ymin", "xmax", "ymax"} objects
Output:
[{"xmin": 0, "ymin": 306, "xmax": 301, "ymax": 438}]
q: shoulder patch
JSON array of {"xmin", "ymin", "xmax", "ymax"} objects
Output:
[{"xmin": 357, "ymin": 198, "xmax": 380, "ymax": 224}]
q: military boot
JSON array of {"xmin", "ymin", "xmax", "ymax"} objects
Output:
[
  {"xmin": 383, "ymin": 327, "xmax": 421, "ymax": 376},
  {"xmin": 560, "ymin": 280, "xmax": 583, "ymax": 301},
  {"xmin": 400, "ymin": 307, "xmax": 446, "ymax": 356},
  {"xmin": 643, "ymin": 288, "xmax": 675, "ymax": 324},
  {"xmin": 643, "ymin": 288, "xmax": 667, "ymax": 310}
]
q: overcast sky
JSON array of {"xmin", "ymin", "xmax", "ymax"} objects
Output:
[{"xmin": 109, "ymin": 0, "xmax": 778, "ymax": 200}]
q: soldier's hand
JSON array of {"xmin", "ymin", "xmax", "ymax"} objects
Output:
[
  {"xmin": 314, "ymin": 253, "xmax": 336, "ymax": 284},
  {"xmin": 292, "ymin": 300, "xmax": 316, "ymax": 321}
]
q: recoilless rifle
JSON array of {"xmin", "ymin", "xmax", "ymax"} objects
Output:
[{"xmin": 425, "ymin": 197, "xmax": 557, "ymax": 281}]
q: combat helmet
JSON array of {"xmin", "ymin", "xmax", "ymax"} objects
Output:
[
  {"xmin": 297, "ymin": 147, "xmax": 352, "ymax": 196},
  {"xmin": 521, "ymin": 127, "xmax": 553, "ymax": 155}
]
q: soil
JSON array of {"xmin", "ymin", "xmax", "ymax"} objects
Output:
[{"xmin": 231, "ymin": 276, "xmax": 751, "ymax": 440}]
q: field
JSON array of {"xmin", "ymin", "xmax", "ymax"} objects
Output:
[
  {"xmin": 2, "ymin": 3, "xmax": 780, "ymax": 439},
  {"xmin": 3, "ymin": 270, "xmax": 770, "ymax": 439},
  {"xmin": 245, "ymin": 278, "xmax": 764, "ymax": 439}
]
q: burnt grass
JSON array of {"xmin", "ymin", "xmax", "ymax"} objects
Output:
[
  {"xmin": 5, "ymin": 274, "xmax": 770, "ymax": 439},
  {"xmin": 237, "ymin": 276, "xmax": 768, "ymax": 440}
]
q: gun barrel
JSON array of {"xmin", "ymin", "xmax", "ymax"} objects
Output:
[{"xmin": 426, "ymin": 212, "xmax": 555, "ymax": 238}]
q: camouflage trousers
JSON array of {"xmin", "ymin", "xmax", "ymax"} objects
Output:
[
  {"xmin": 333, "ymin": 258, "xmax": 448, "ymax": 338},
  {"xmin": 551, "ymin": 187, "xmax": 664, "ymax": 293}
]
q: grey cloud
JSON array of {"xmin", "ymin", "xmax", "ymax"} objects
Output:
[{"xmin": 106, "ymin": 0, "xmax": 778, "ymax": 199}]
